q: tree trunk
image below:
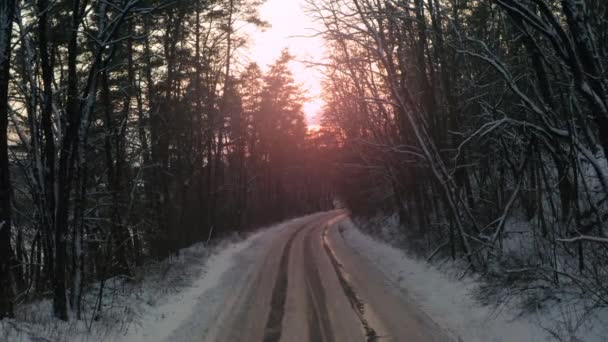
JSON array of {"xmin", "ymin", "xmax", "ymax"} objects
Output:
[{"xmin": 0, "ymin": 0, "xmax": 16, "ymax": 319}]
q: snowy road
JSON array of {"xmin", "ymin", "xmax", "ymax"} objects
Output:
[{"xmin": 196, "ymin": 211, "xmax": 451, "ymax": 342}]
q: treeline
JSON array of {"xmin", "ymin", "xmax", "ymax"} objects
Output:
[
  {"xmin": 0, "ymin": 0, "xmax": 333, "ymax": 321},
  {"xmin": 314, "ymin": 0, "xmax": 608, "ymax": 312}
]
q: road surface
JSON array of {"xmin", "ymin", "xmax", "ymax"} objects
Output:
[{"xmin": 204, "ymin": 211, "xmax": 451, "ymax": 342}]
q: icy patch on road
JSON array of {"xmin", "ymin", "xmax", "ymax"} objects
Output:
[{"xmin": 338, "ymin": 218, "xmax": 551, "ymax": 342}]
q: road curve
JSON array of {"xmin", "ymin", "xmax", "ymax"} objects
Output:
[{"xmin": 204, "ymin": 211, "xmax": 451, "ymax": 342}]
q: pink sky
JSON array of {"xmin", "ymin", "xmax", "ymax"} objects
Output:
[{"xmin": 243, "ymin": 0, "xmax": 325, "ymax": 126}]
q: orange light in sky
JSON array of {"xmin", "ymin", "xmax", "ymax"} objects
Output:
[{"xmin": 244, "ymin": 0, "xmax": 325, "ymax": 126}]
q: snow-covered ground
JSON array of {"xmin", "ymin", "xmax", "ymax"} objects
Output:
[
  {"xmin": 340, "ymin": 216, "xmax": 608, "ymax": 342},
  {"xmin": 4, "ymin": 213, "xmax": 606, "ymax": 342},
  {"xmin": 338, "ymin": 218, "xmax": 548, "ymax": 341},
  {"xmin": 0, "ymin": 217, "xmax": 307, "ymax": 342},
  {"xmin": 116, "ymin": 234, "xmax": 255, "ymax": 342}
]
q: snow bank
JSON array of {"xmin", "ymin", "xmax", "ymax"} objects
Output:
[
  {"xmin": 117, "ymin": 237, "xmax": 253, "ymax": 342},
  {"xmin": 339, "ymin": 218, "xmax": 551, "ymax": 342},
  {"xmin": 0, "ymin": 217, "xmax": 301, "ymax": 342},
  {"xmin": 348, "ymin": 214, "xmax": 608, "ymax": 341}
]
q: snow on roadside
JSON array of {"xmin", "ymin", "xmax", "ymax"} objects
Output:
[
  {"xmin": 123, "ymin": 215, "xmax": 312, "ymax": 342},
  {"xmin": 338, "ymin": 218, "xmax": 551, "ymax": 342},
  {"xmin": 118, "ymin": 235, "xmax": 254, "ymax": 342},
  {"xmin": 0, "ymin": 216, "xmax": 304, "ymax": 342}
]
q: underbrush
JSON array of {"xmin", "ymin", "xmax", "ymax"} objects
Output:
[{"xmin": 0, "ymin": 233, "xmax": 245, "ymax": 342}]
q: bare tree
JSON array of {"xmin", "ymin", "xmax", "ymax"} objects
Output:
[{"xmin": 0, "ymin": 0, "xmax": 16, "ymax": 320}]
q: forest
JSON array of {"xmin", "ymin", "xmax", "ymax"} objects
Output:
[
  {"xmin": 1, "ymin": 0, "xmax": 608, "ymax": 336},
  {"xmin": 312, "ymin": 0, "xmax": 608, "ymax": 322},
  {"xmin": 0, "ymin": 0, "xmax": 335, "ymax": 321}
]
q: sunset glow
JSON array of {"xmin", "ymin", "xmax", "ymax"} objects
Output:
[{"xmin": 244, "ymin": 0, "xmax": 325, "ymax": 126}]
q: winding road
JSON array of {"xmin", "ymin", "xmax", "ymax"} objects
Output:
[{"xmin": 203, "ymin": 211, "xmax": 451, "ymax": 342}]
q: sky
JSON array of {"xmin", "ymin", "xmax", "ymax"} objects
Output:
[{"xmin": 242, "ymin": 0, "xmax": 325, "ymax": 126}]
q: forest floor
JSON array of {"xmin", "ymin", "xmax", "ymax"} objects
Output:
[{"xmin": 2, "ymin": 211, "xmax": 606, "ymax": 341}]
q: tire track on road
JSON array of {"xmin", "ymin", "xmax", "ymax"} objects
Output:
[
  {"xmin": 322, "ymin": 225, "xmax": 379, "ymax": 342},
  {"xmin": 303, "ymin": 225, "xmax": 335, "ymax": 342},
  {"xmin": 263, "ymin": 215, "xmax": 332, "ymax": 342}
]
